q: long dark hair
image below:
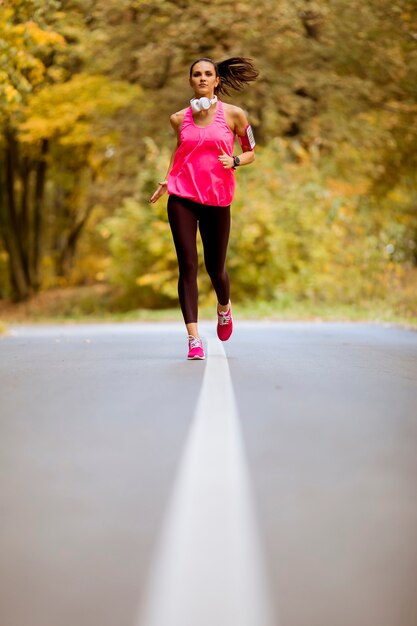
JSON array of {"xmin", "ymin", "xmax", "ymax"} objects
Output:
[{"xmin": 189, "ymin": 57, "xmax": 259, "ymax": 96}]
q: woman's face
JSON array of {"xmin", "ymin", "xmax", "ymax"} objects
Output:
[{"xmin": 189, "ymin": 61, "xmax": 219, "ymax": 98}]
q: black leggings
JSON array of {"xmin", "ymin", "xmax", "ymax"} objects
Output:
[{"xmin": 167, "ymin": 194, "xmax": 231, "ymax": 324}]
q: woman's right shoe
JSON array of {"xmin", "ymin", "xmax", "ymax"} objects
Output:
[
  {"xmin": 187, "ymin": 335, "xmax": 205, "ymax": 360},
  {"xmin": 217, "ymin": 302, "xmax": 233, "ymax": 341}
]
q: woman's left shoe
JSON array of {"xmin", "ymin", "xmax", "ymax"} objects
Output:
[
  {"xmin": 217, "ymin": 302, "xmax": 233, "ymax": 341},
  {"xmin": 187, "ymin": 335, "xmax": 205, "ymax": 360}
]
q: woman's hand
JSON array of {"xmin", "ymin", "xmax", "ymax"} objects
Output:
[
  {"xmin": 149, "ymin": 181, "xmax": 168, "ymax": 203},
  {"xmin": 218, "ymin": 150, "xmax": 234, "ymax": 169}
]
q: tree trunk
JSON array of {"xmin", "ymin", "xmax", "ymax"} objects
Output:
[
  {"xmin": 0, "ymin": 131, "xmax": 31, "ymax": 301},
  {"xmin": 56, "ymin": 204, "xmax": 94, "ymax": 278},
  {"xmin": 19, "ymin": 155, "xmax": 31, "ymax": 281},
  {"xmin": 55, "ymin": 168, "xmax": 97, "ymax": 278},
  {"xmin": 0, "ymin": 131, "xmax": 49, "ymax": 301},
  {"xmin": 32, "ymin": 139, "xmax": 48, "ymax": 290},
  {"xmin": 299, "ymin": 5, "xmax": 324, "ymax": 40}
]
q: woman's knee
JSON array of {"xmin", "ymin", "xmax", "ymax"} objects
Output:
[
  {"xmin": 179, "ymin": 258, "xmax": 198, "ymax": 280},
  {"xmin": 206, "ymin": 266, "xmax": 227, "ymax": 283}
]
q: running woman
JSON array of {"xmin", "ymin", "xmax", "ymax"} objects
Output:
[{"xmin": 149, "ymin": 57, "xmax": 258, "ymax": 360}]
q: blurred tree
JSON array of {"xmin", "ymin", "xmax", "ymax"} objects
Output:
[
  {"xmin": 0, "ymin": 0, "xmax": 65, "ymax": 299},
  {"xmin": 0, "ymin": 0, "xmax": 141, "ymax": 300},
  {"xmin": 1, "ymin": 0, "xmax": 416, "ymax": 309},
  {"xmin": 83, "ymin": 0, "xmax": 416, "ymax": 175},
  {"xmin": 20, "ymin": 73, "xmax": 141, "ymax": 278}
]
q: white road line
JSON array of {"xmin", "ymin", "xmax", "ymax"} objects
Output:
[{"xmin": 135, "ymin": 337, "xmax": 276, "ymax": 626}]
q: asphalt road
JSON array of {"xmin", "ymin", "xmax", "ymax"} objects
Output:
[{"xmin": 1, "ymin": 321, "xmax": 416, "ymax": 626}]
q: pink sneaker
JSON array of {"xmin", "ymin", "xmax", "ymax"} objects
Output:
[
  {"xmin": 187, "ymin": 335, "xmax": 205, "ymax": 360},
  {"xmin": 217, "ymin": 302, "xmax": 233, "ymax": 341}
]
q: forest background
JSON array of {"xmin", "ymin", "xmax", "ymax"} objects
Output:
[{"xmin": 1, "ymin": 0, "xmax": 416, "ymax": 325}]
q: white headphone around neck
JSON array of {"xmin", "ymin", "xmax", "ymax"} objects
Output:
[{"xmin": 190, "ymin": 95, "xmax": 218, "ymax": 113}]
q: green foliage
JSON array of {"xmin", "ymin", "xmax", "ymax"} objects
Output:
[
  {"xmin": 19, "ymin": 73, "xmax": 140, "ymax": 140},
  {"xmin": 1, "ymin": 0, "xmax": 416, "ymax": 315},
  {"xmin": 102, "ymin": 140, "xmax": 178, "ymax": 308},
  {"xmin": 0, "ymin": 1, "xmax": 144, "ymax": 300},
  {"xmin": 101, "ymin": 138, "xmax": 417, "ymax": 311},
  {"xmin": 0, "ymin": 0, "xmax": 67, "ymax": 128}
]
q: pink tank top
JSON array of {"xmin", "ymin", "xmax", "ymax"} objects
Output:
[{"xmin": 167, "ymin": 100, "xmax": 235, "ymax": 207}]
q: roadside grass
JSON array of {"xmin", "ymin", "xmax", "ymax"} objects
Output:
[{"xmin": 0, "ymin": 286, "xmax": 416, "ymax": 328}]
